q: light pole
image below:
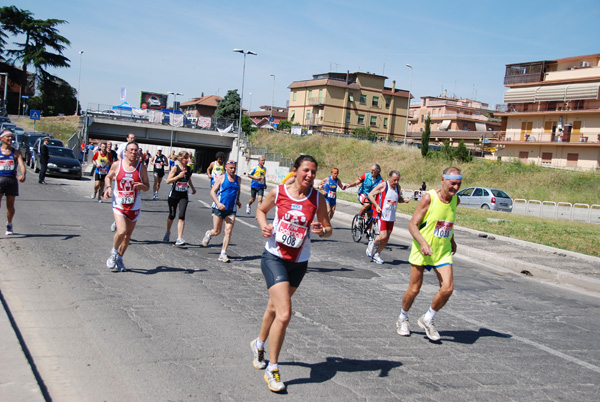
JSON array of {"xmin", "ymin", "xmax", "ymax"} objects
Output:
[
  {"xmin": 0, "ymin": 72, "xmax": 8, "ymax": 111},
  {"xmin": 404, "ymin": 64, "xmax": 413, "ymax": 145},
  {"xmin": 270, "ymin": 74, "xmax": 275, "ymax": 129},
  {"xmin": 167, "ymin": 91, "xmax": 183, "ymax": 154},
  {"xmin": 233, "ymin": 49, "xmax": 257, "ymax": 164},
  {"xmin": 75, "ymin": 50, "xmax": 84, "ymax": 115},
  {"xmin": 249, "ymin": 92, "xmax": 252, "ymax": 113}
]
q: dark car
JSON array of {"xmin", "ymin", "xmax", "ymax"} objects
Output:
[
  {"xmin": 19, "ymin": 132, "xmax": 53, "ymax": 167},
  {"xmin": 0, "ymin": 115, "xmax": 10, "ymax": 124},
  {"xmin": 33, "ymin": 145, "xmax": 81, "ymax": 180}
]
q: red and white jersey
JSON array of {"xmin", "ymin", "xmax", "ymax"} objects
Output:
[
  {"xmin": 112, "ymin": 160, "xmax": 142, "ymax": 212},
  {"xmin": 374, "ymin": 181, "xmax": 399, "ymax": 222},
  {"xmin": 265, "ymin": 184, "xmax": 319, "ymax": 262}
]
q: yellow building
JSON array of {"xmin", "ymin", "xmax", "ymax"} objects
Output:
[
  {"xmin": 493, "ymin": 54, "xmax": 600, "ymax": 170},
  {"xmin": 287, "ymin": 72, "xmax": 410, "ymax": 139}
]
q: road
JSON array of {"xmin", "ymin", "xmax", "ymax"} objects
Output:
[{"xmin": 1, "ymin": 172, "xmax": 599, "ymax": 401}]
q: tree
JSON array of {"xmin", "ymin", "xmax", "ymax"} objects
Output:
[
  {"xmin": 421, "ymin": 115, "xmax": 431, "ymax": 158},
  {"xmin": 38, "ymin": 76, "xmax": 77, "ymax": 116},
  {"xmin": 241, "ymin": 114, "xmax": 256, "ymax": 136},
  {"xmin": 352, "ymin": 127, "xmax": 376, "ymax": 140},
  {"xmin": 0, "ymin": 6, "xmax": 71, "ymax": 95},
  {"xmin": 277, "ymin": 119, "xmax": 292, "ymax": 132},
  {"xmin": 212, "ymin": 89, "xmax": 240, "ymax": 121},
  {"xmin": 454, "ymin": 140, "xmax": 472, "ymax": 162}
]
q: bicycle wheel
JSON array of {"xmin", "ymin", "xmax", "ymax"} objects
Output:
[{"xmin": 351, "ymin": 214, "xmax": 364, "ymax": 243}]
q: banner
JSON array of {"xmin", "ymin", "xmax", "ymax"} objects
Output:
[
  {"xmin": 140, "ymin": 91, "xmax": 168, "ymax": 110},
  {"xmin": 120, "ymin": 87, "xmax": 126, "ymax": 101}
]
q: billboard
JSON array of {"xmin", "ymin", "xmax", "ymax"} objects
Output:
[{"xmin": 140, "ymin": 91, "xmax": 168, "ymax": 110}]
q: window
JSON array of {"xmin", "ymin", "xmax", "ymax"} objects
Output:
[
  {"xmin": 293, "ymin": 92, "xmax": 297, "ymax": 101},
  {"xmin": 421, "ymin": 115, "xmax": 424, "ymax": 123},
  {"xmin": 360, "ymin": 94, "xmax": 366, "ymax": 105},
  {"xmin": 358, "ymin": 114, "xmax": 365, "ymax": 125},
  {"xmin": 370, "ymin": 116, "xmax": 377, "ymax": 126},
  {"xmin": 383, "ymin": 117, "xmax": 388, "ymax": 128},
  {"xmin": 473, "ymin": 188, "xmax": 483, "ymax": 197},
  {"xmin": 372, "ymin": 96, "xmax": 379, "ymax": 107},
  {"xmin": 541, "ymin": 152, "xmax": 552, "ymax": 166},
  {"xmin": 349, "ymin": 93, "xmax": 354, "ymax": 102},
  {"xmin": 346, "ymin": 112, "xmax": 351, "ymax": 123},
  {"xmin": 308, "ymin": 90, "xmax": 313, "ymax": 99},
  {"xmin": 290, "ymin": 110, "xmax": 295, "ymax": 121},
  {"xmin": 385, "ymin": 98, "xmax": 391, "ymax": 108},
  {"xmin": 318, "ymin": 89, "xmax": 323, "ymax": 103},
  {"xmin": 566, "ymin": 153, "xmax": 578, "ymax": 167},
  {"xmin": 519, "ymin": 151, "xmax": 528, "ymax": 163}
]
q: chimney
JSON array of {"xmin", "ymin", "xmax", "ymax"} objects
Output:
[
  {"xmin": 201, "ymin": 92, "xmax": 204, "ymax": 97},
  {"xmin": 444, "ymin": 90, "xmax": 447, "ymax": 97},
  {"xmin": 392, "ymin": 80, "xmax": 396, "ymax": 92}
]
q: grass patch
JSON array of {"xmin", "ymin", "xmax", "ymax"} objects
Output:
[{"xmin": 17, "ymin": 116, "xmax": 79, "ymax": 144}]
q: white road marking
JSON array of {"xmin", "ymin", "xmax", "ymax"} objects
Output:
[{"xmin": 197, "ymin": 200, "xmax": 258, "ymax": 228}]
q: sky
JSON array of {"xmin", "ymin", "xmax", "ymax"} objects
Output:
[{"xmin": 5, "ymin": 0, "xmax": 600, "ymax": 112}]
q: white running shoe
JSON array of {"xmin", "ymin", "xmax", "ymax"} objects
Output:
[
  {"xmin": 418, "ymin": 315, "xmax": 441, "ymax": 341},
  {"xmin": 106, "ymin": 251, "xmax": 118, "ymax": 269},
  {"xmin": 366, "ymin": 240, "xmax": 374, "ymax": 257},
  {"xmin": 175, "ymin": 238, "xmax": 186, "ymax": 247},
  {"xmin": 115, "ymin": 255, "xmax": 127, "ymax": 272},
  {"xmin": 372, "ymin": 253, "xmax": 384, "ymax": 264},
  {"xmin": 5, "ymin": 222, "xmax": 13, "ymax": 236},
  {"xmin": 250, "ymin": 339, "xmax": 267, "ymax": 369},
  {"xmin": 396, "ymin": 317, "xmax": 410, "ymax": 336},
  {"xmin": 246, "ymin": 204, "xmax": 251, "ymax": 215},
  {"xmin": 218, "ymin": 252, "xmax": 230, "ymax": 263},
  {"xmin": 201, "ymin": 230, "xmax": 211, "ymax": 247},
  {"xmin": 264, "ymin": 369, "xmax": 285, "ymax": 392},
  {"xmin": 91, "ymin": 192, "xmax": 96, "ymax": 199},
  {"xmin": 110, "ymin": 221, "xmax": 117, "ymax": 232}
]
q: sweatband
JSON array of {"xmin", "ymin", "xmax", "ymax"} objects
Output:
[
  {"xmin": 1, "ymin": 131, "xmax": 12, "ymax": 138},
  {"xmin": 443, "ymin": 174, "xmax": 462, "ymax": 180}
]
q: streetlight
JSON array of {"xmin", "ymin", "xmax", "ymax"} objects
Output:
[
  {"xmin": 404, "ymin": 64, "xmax": 413, "ymax": 145},
  {"xmin": 75, "ymin": 50, "xmax": 84, "ymax": 115},
  {"xmin": 248, "ymin": 92, "xmax": 253, "ymax": 113},
  {"xmin": 167, "ymin": 91, "xmax": 183, "ymax": 154},
  {"xmin": 270, "ymin": 74, "xmax": 275, "ymax": 129},
  {"xmin": 233, "ymin": 48, "xmax": 257, "ymax": 164}
]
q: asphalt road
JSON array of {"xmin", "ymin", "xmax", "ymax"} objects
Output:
[{"xmin": 1, "ymin": 171, "xmax": 599, "ymax": 401}]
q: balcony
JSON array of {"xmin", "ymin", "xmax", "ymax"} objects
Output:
[
  {"xmin": 504, "ymin": 72, "xmax": 544, "ymax": 86},
  {"xmin": 495, "ymin": 131, "xmax": 600, "ymax": 144},
  {"xmin": 304, "ymin": 115, "xmax": 323, "ymax": 126},
  {"xmin": 308, "ymin": 97, "xmax": 325, "ymax": 106},
  {"xmin": 497, "ymin": 100, "xmax": 600, "ymax": 114}
]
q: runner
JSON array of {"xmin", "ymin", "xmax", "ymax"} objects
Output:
[
  {"xmin": 163, "ymin": 151, "xmax": 196, "ymax": 246},
  {"xmin": 0, "ymin": 130, "xmax": 26, "ymax": 236},
  {"xmin": 250, "ymin": 155, "xmax": 331, "ymax": 393},
  {"xmin": 104, "ymin": 141, "xmax": 150, "ymax": 271},
  {"xmin": 346, "ymin": 164, "xmax": 383, "ymax": 237},
  {"xmin": 317, "ymin": 167, "xmax": 347, "ymax": 220},
  {"xmin": 396, "ymin": 167, "xmax": 462, "ymax": 341},
  {"xmin": 366, "ymin": 170, "xmax": 409, "ymax": 264},
  {"xmin": 202, "ymin": 160, "xmax": 241, "ymax": 262},
  {"xmin": 91, "ymin": 142, "xmax": 112, "ymax": 202},
  {"xmin": 151, "ymin": 146, "xmax": 167, "ymax": 200},
  {"xmin": 206, "ymin": 151, "xmax": 225, "ymax": 187},
  {"xmin": 116, "ymin": 132, "xmax": 135, "ymax": 160},
  {"xmin": 107, "ymin": 141, "xmax": 118, "ymax": 164},
  {"xmin": 246, "ymin": 156, "xmax": 267, "ymax": 214}
]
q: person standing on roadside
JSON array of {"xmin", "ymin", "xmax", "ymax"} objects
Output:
[
  {"xmin": 317, "ymin": 167, "xmax": 347, "ymax": 220},
  {"xmin": 38, "ymin": 137, "xmax": 50, "ymax": 184},
  {"xmin": 91, "ymin": 142, "xmax": 112, "ymax": 202},
  {"xmin": 163, "ymin": 151, "xmax": 196, "ymax": 246},
  {"xmin": 104, "ymin": 141, "xmax": 150, "ymax": 271},
  {"xmin": 116, "ymin": 133, "xmax": 135, "ymax": 160},
  {"xmin": 246, "ymin": 156, "xmax": 267, "ymax": 215},
  {"xmin": 151, "ymin": 146, "xmax": 167, "ymax": 200},
  {"xmin": 107, "ymin": 141, "xmax": 118, "ymax": 164},
  {"xmin": 250, "ymin": 155, "xmax": 332, "ymax": 393},
  {"xmin": 206, "ymin": 151, "xmax": 225, "ymax": 187},
  {"xmin": 202, "ymin": 160, "xmax": 241, "ymax": 263},
  {"xmin": 396, "ymin": 167, "xmax": 462, "ymax": 341},
  {"xmin": 0, "ymin": 130, "xmax": 26, "ymax": 235},
  {"xmin": 366, "ymin": 170, "xmax": 409, "ymax": 264}
]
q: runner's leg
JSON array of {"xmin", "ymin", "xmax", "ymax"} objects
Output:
[{"xmin": 402, "ymin": 264, "xmax": 425, "ymax": 312}]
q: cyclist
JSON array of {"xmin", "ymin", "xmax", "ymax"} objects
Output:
[
  {"xmin": 346, "ymin": 164, "xmax": 383, "ymax": 237},
  {"xmin": 317, "ymin": 168, "xmax": 347, "ymax": 220}
]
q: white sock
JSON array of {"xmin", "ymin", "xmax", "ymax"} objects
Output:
[
  {"xmin": 399, "ymin": 309, "xmax": 409, "ymax": 320},
  {"xmin": 220, "ymin": 250, "xmax": 227, "ymax": 255},
  {"xmin": 267, "ymin": 363, "xmax": 278, "ymax": 372},
  {"xmin": 256, "ymin": 337, "xmax": 265, "ymax": 350},
  {"xmin": 111, "ymin": 248, "xmax": 118, "ymax": 255},
  {"xmin": 424, "ymin": 307, "xmax": 437, "ymax": 322}
]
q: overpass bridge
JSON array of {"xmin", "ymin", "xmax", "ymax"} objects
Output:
[{"xmin": 82, "ymin": 115, "xmax": 242, "ymax": 172}]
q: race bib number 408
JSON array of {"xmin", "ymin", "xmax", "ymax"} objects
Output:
[
  {"xmin": 275, "ymin": 220, "xmax": 307, "ymax": 248},
  {"xmin": 434, "ymin": 220, "xmax": 453, "ymax": 238}
]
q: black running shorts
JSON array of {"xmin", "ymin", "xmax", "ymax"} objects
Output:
[{"xmin": 260, "ymin": 249, "xmax": 308, "ymax": 289}]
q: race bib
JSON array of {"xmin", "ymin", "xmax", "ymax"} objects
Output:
[
  {"xmin": 385, "ymin": 200, "xmax": 397, "ymax": 210},
  {"xmin": 116, "ymin": 190, "xmax": 135, "ymax": 205},
  {"xmin": 327, "ymin": 190, "xmax": 336, "ymax": 198},
  {"xmin": 275, "ymin": 220, "xmax": 307, "ymax": 248},
  {"xmin": 0, "ymin": 159, "xmax": 15, "ymax": 171},
  {"xmin": 155, "ymin": 162, "xmax": 163, "ymax": 169},
  {"xmin": 175, "ymin": 182, "xmax": 188, "ymax": 192},
  {"xmin": 433, "ymin": 220, "xmax": 453, "ymax": 238},
  {"xmin": 98, "ymin": 167, "xmax": 108, "ymax": 174}
]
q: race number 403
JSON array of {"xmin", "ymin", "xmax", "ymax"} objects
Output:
[{"xmin": 433, "ymin": 220, "xmax": 453, "ymax": 238}]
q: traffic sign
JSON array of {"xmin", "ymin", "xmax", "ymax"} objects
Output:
[
  {"xmin": 270, "ymin": 117, "xmax": 275, "ymax": 122},
  {"xmin": 21, "ymin": 95, "xmax": 29, "ymax": 99},
  {"xmin": 30, "ymin": 110, "xmax": 41, "ymax": 120}
]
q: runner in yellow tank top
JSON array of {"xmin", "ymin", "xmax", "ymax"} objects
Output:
[{"xmin": 396, "ymin": 167, "xmax": 462, "ymax": 342}]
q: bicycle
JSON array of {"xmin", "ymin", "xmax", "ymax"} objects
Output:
[{"xmin": 351, "ymin": 211, "xmax": 379, "ymax": 243}]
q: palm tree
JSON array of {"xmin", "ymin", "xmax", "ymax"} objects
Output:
[{"xmin": 0, "ymin": 6, "xmax": 71, "ymax": 94}]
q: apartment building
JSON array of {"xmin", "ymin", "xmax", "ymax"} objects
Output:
[
  {"xmin": 493, "ymin": 54, "xmax": 600, "ymax": 170},
  {"xmin": 287, "ymin": 72, "xmax": 410, "ymax": 138}
]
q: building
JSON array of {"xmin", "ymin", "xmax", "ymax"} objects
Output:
[
  {"xmin": 180, "ymin": 94, "xmax": 222, "ymax": 118},
  {"xmin": 287, "ymin": 72, "xmax": 410, "ymax": 138},
  {"xmin": 248, "ymin": 105, "xmax": 288, "ymax": 129},
  {"xmin": 492, "ymin": 54, "xmax": 600, "ymax": 170}
]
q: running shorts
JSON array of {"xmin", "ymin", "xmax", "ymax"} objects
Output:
[
  {"xmin": 251, "ymin": 187, "xmax": 264, "ymax": 199},
  {"xmin": 0, "ymin": 176, "xmax": 18, "ymax": 196},
  {"xmin": 324, "ymin": 196, "xmax": 336, "ymax": 206},
  {"xmin": 212, "ymin": 207, "xmax": 236, "ymax": 219},
  {"xmin": 378, "ymin": 220, "xmax": 394, "ymax": 232},
  {"xmin": 261, "ymin": 249, "xmax": 308, "ymax": 289},
  {"xmin": 95, "ymin": 173, "xmax": 107, "ymax": 182},
  {"xmin": 113, "ymin": 208, "xmax": 141, "ymax": 222}
]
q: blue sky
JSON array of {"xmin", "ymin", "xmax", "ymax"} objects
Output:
[{"xmin": 6, "ymin": 0, "xmax": 600, "ymax": 112}]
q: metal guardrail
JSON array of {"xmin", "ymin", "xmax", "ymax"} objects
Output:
[{"xmin": 513, "ymin": 199, "xmax": 599, "ymax": 224}]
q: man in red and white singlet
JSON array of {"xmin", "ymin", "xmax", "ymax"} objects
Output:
[
  {"xmin": 103, "ymin": 141, "xmax": 149, "ymax": 271},
  {"xmin": 366, "ymin": 170, "xmax": 409, "ymax": 264}
]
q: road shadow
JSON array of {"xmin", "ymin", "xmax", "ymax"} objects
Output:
[
  {"xmin": 437, "ymin": 328, "xmax": 512, "ymax": 344},
  {"xmin": 126, "ymin": 266, "xmax": 207, "ymax": 275},
  {"xmin": 7, "ymin": 233, "xmax": 81, "ymax": 240},
  {"xmin": 234, "ymin": 254, "xmax": 262, "ymax": 262},
  {"xmin": 282, "ymin": 356, "xmax": 402, "ymax": 387}
]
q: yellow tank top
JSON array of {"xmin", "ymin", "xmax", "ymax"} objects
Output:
[{"xmin": 408, "ymin": 189, "xmax": 457, "ymax": 267}]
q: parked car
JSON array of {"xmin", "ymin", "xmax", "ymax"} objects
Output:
[
  {"xmin": 0, "ymin": 122, "xmax": 16, "ymax": 133},
  {"xmin": 0, "ymin": 116, "xmax": 10, "ymax": 124},
  {"xmin": 33, "ymin": 145, "xmax": 82, "ymax": 180},
  {"xmin": 31, "ymin": 137, "xmax": 65, "ymax": 166},
  {"xmin": 18, "ymin": 132, "xmax": 53, "ymax": 167},
  {"xmin": 457, "ymin": 186, "xmax": 513, "ymax": 212}
]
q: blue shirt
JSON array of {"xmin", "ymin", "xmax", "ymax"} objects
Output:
[{"xmin": 212, "ymin": 174, "xmax": 240, "ymax": 212}]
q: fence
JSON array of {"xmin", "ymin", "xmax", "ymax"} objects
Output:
[{"xmin": 509, "ymin": 199, "xmax": 599, "ymax": 224}]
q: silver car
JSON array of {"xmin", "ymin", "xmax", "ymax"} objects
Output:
[{"xmin": 457, "ymin": 186, "xmax": 513, "ymax": 212}]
